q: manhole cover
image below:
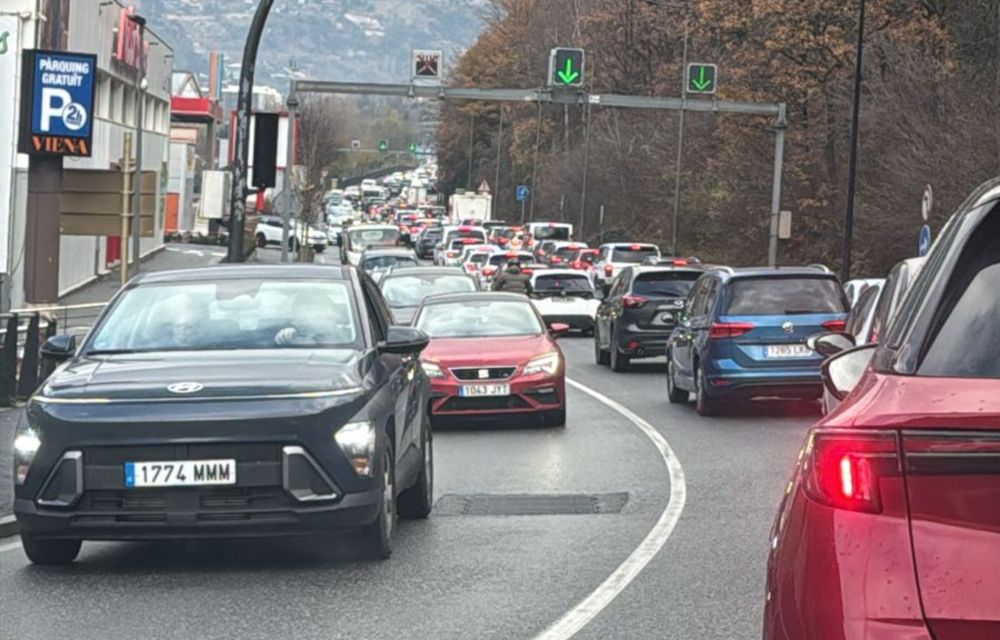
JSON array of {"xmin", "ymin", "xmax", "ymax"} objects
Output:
[{"xmin": 434, "ymin": 492, "xmax": 629, "ymax": 516}]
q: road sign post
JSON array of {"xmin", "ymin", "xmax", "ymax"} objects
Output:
[
  {"xmin": 686, "ymin": 63, "xmax": 718, "ymax": 95},
  {"xmin": 548, "ymin": 48, "xmax": 585, "ymax": 88}
]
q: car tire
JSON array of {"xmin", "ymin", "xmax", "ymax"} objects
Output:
[
  {"xmin": 255, "ymin": 233, "xmax": 266, "ymax": 248},
  {"xmin": 21, "ymin": 534, "xmax": 81, "ymax": 565},
  {"xmin": 666, "ymin": 355, "xmax": 689, "ymax": 404},
  {"xmin": 397, "ymin": 427, "xmax": 433, "ymax": 519},
  {"xmin": 594, "ymin": 327, "xmax": 610, "ymax": 366},
  {"xmin": 610, "ymin": 328, "xmax": 630, "ymax": 373},
  {"xmin": 314, "ymin": 245, "xmax": 326, "ymax": 254},
  {"xmin": 695, "ymin": 364, "xmax": 718, "ymax": 416},
  {"xmin": 543, "ymin": 408, "xmax": 566, "ymax": 428},
  {"xmin": 289, "ymin": 237, "xmax": 301, "ymax": 252},
  {"xmin": 361, "ymin": 448, "xmax": 396, "ymax": 560}
]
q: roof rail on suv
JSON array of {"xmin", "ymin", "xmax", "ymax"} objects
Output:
[
  {"xmin": 706, "ymin": 265, "xmax": 736, "ymax": 276},
  {"xmin": 806, "ymin": 263, "xmax": 834, "ymax": 274}
]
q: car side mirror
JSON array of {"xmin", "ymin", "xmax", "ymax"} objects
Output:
[
  {"xmin": 378, "ymin": 326, "xmax": 430, "ymax": 355},
  {"xmin": 821, "ymin": 344, "xmax": 877, "ymax": 401},
  {"xmin": 41, "ymin": 335, "xmax": 76, "ymax": 362},
  {"xmin": 807, "ymin": 332, "xmax": 856, "ymax": 358},
  {"xmin": 548, "ymin": 322, "xmax": 570, "ymax": 338}
]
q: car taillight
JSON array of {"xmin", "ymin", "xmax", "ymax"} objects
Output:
[
  {"xmin": 468, "ymin": 263, "xmax": 479, "ymax": 272},
  {"xmin": 447, "ymin": 251, "xmax": 457, "ymax": 258},
  {"xmin": 623, "ymin": 295, "xmax": 647, "ymax": 308},
  {"xmin": 708, "ymin": 322, "xmax": 756, "ymax": 339},
  {"xmin": 802, "ymin": 430, "xmax": 900, "ymax": 514},
  {"xmin": 822, "ymin": 319, "xmax": 848, "ymax": 332},
  {"xmin": 522, "ymin": 268, "xmax": 533, "ymax": 276},
  {"xmin": 551, "ymin": 256, "xmax": 563, "ymax": 263},
  {"xmin": 604, "ymin": 264, "xmax": 613, "ymax": 275},
  {"xmin": 571, "ymin": 261, "xmax": 582, "ymax": 269},
  {"xmin": 482, "ymin": 267, "xmax": 497, "ymax": 277},
  {"xmin": 498, "ymin": 237, "xmax": 507, "ymax": 245}
]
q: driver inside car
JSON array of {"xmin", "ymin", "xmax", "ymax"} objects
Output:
[{"xmin": 275, "ymin": 293, "xmax": 352, "ymax": 346}]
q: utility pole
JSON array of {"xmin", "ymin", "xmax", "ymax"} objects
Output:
[
  {"xmin": 767, "ymin": 104, "xmax": 787, "ymax": 267},
  {"xmin": 671, "ymin": 13, "xmax": 689, "ymax": 256},
  {"xmin": 467, "ymin": 113, "xmax": 475, "ymax": 190},
  {"xmin": 599, "ymin": 204, "xmax": 605, "ymax": 244},
  {"xmin": 493, "ymin": 107, "xmax": 504, "ymax": 219},
  {"xmin": 120, "ymin": 133, "xmax": 133, "ymax": 288},
  {"xmin": 129, "ymin": 13, "xmax": 147, "ymax": 273},
  {"xmin": 529, "ymin": 99, "xmax": 543, "ymax": 221},
  {"xmin": 842, "ymin": 0, "xmax": 866, "ymax": 279},
  {"xmin": 579, "ymin": 100, "xmax": 593, "ymax": 240},
  {"xmin": 282, "ymin": 94, "xmax": 299, "ymax": 263}
]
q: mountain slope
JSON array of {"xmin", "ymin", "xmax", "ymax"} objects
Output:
[{"xmin": 140, "ymin": 0, "xmax": 488, "ymax": 89}]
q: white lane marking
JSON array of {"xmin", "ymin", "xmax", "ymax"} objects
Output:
[
  {"xmin": 0, "ymin": 540, "xmax": 22, "ymax": 553},
  {"xmin": 533, "ymin": 377, "xmax": 687, "ymax": 640}
]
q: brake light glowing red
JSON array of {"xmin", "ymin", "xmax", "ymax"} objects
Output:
[
  {"xmin": 570, "ymin": 261, "xmax": 583, "ymax": 269},
  {"xmin": 604, "ymin": 264, "xmax": 614, "ymax": 275},
  {"xmin": 623, "ymin": 294, "xmax": 648, "ymax": 308},
  {"xmin": 551, "ymin": 256, "xmax": 563, "ymax": 263},
  {"xmin": 467, "ymin": 263, "xmax": 479, "ymax": 272},
  {"xmin": 522, "ymin": 268, "xmax": 533, "ymax": 275},
  {"xmin": 823, "ymin": 319, "xmax": 848, "ymax": 333},
  {"xmin": 630, "ymin": 244, "xmax": 641, "ymax": 250},
  {"xmin": 802, "ymin": 430, "xmax": 900, "ymax": 514},
  {"xmin": 482, "ymin": 266, "xmax": 497, "ymax": 276},
  {"xmin": 673, "ymin": 259, "xmax": 688, "ymax": 266},
  {"xmin": 708, "ymin": 322, "xmax": 755, "ymax": 339},
  {"xmin": 447, "ymin": 251, "xmax": 457, "ymax": 258}
]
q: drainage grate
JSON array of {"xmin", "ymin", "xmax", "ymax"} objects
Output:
[{"xmin": 434, "ymin": 492, "xmax": 629, "ymax": 516}]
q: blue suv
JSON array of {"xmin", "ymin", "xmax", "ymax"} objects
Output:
[{"xmin": 666, "ymin": 266, "xmax": 849, "ymax": 415}]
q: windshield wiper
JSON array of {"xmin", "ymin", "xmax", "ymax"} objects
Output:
[{"xmin": 84, "ymin": 349, "xmax": 147, "ymax": 356}]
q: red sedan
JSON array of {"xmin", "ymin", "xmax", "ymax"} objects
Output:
[
  {"xmin": 764, "ymin": 178, "xmax": 1000, "ymax": 640},
  {"xmin": 413, "ymin": 292, "xmax": 567, "ymax": 427}
]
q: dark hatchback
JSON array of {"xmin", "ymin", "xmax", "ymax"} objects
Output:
[
  {"xmin": 594, "ymin": 266, "xmax": 704, "ymax": 371},
  {"xmin": 13, "ymin": 265, "xmax": 434, "ymax": 564}
]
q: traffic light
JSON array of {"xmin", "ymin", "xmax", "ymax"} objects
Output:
[
  {"xmin": 686, "ymin": 63, "xmax": 718, "ymax": 95},
  {"xmin": 408, "ymin": 142, "xmax": 417, "ymax": 153},
  {"xmin": 549, "ymin": 48, "xmax": 585, "ymax": 88},
  {"xmin": 378, "ymin": 139, "xmax": 389, "ymax": 153}
]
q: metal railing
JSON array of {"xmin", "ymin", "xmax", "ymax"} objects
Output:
[{"xmin": 0, "ymin": 303, "xmax": 107, "ymax": 406}]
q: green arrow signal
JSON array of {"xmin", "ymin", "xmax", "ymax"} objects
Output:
[
  {"xmin": 690, "ymin": 66, "xmax": 712, "ymax": 91},
  {"xmin": 557, "ymin": 57, "xmax": 580, "ymax": 85}
]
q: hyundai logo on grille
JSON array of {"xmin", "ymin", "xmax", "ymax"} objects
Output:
[
  {"xmin": 167, "ymin": 382, "xmax": 204, "ymax": 394},
  {"xmin": 782, "ymin": 322, "xmax": 795, "ymax": 334}
]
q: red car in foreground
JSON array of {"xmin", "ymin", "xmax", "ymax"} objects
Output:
[
  {"xmin": 414, "ymin": 292, "xmax": 567, "ymax": 427},
  {"xmin": 764, "ymin": 178, "xmax": 1000, "ymax": 639}
]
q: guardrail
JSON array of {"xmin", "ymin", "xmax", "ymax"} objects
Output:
[{"xmin": 0, "ymin": 303, "xmax": 107, "ymax": 406}]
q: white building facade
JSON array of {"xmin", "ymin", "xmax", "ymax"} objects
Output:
[{"xmin": 1, "ymin": 0, "xmax": 173, "ymax": 309}]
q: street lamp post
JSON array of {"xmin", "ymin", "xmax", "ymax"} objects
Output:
[
  {"xmin": 128, "ymin": 13, "xmax": 147, "ymax": 274},
  {"xmin": 842, "ymin": 0, "xmax": 866, "ymax": 280}
]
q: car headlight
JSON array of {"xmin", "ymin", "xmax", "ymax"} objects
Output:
[
  {"xmin": 14, "ymin": 424, "xmax": 41, "ymax": 485},
  {"xmin": 421, "ymin": 361, "xmax": 446, "ymax": 378},
  {"xmin": 334, "ymin": 421, "xmax": 376, "ymax": 477},
  {"xmin": 523, "ymin": 352, "xmax": 561, "ymax": 376}
]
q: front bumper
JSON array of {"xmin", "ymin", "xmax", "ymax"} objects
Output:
[{"xmin": 429, "ymin": 374, "xmax": 564, "ymax": 418}]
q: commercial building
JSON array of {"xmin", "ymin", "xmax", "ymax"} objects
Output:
[{"xmin": 1, "ymin": 0, "xmax": 173, "ymax": 309}]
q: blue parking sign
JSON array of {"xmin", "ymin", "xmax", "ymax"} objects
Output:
[
  {"xmin": 516, "ymin": 185, "xmax": 530, "ymax": 202},
  {"xmin": 19, "ymin": 50, "xmax": 97, "ymax": 156}
]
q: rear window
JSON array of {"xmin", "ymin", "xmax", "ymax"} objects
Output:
[
  {"xmin": 612, "ymin": 247, "xmax": 659, "ymax": 263},
  {"xmin": 532, "ymin": 226, "xmax": 571, "ymax": 241},
  {"xmin": 554, "ymin": 247, "xmax": 584, "ymax": 261},
  {"xmin": 533, "ymin": 274, "xmax": 593, "ymax": 293},
  {"xmin": 632, "ymin": 271, "xmax": 700, "ymax": 297},
  {"xmin": 576, "ymin": 251, "xmax": 598, "ymax": 264},
  {"xmin": 724, "ymin": 277, "xmax": 847, "ymax": 315},
  {"xmin": 489, "ymin": 253, "xmax": 532, "ymax": 266}
]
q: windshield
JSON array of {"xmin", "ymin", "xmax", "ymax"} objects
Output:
[
  {"xmin": 350, "ymin": 228, "xmax": 399, "ymax": 248},
  {"xmin": 632, "ymin": 272, "xmax": 700, "ymax": 297},
  {"xmin": 88, "ymin": 281, "xmax": 361, "ymax": 352},
  {"xmin": 468, "ymin": 253, "xmax": 490, "ymax": 264},
  {"xmin": 416, "ymin": 300, "xmax": 543, "ymax": 338},
  {"xmin": 534, "ymin": 274, "xmax": 593, "ymax": 293},
  {"xmin": 724, "ymin": 278, "xmax": 848, "ymax": 315},
  {"xmin": 381, "ymin": 274, "xmax": 477, "ymax": 308},
  {"xmin": 612, "ymin": 247, "xmax": 659, "ymax": 263}
]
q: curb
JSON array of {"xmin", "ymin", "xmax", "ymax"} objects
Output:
[{"xmin": 0, "ymin": 514, "xmax": 19, "ymax": 539}]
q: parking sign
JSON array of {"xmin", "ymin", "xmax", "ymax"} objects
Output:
[{"xmin": 19, "ymin": 50, "xmax": 97, "ymax": 157}]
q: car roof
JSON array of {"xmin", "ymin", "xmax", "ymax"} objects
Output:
[
  {"xmin": 630, "ymin": 265, "xmax": 706, "ymax": 276},
  {"xmin": 420, "ymin": 292, "xmax": 532, "ymax": 305},
  {"xmin": 382, "ymin": 266, "xmax": 467, "ymax": 279},
  {"xmin": 350, "ymin": 224, "xmax": 397, "ymax": 231},
  {"xmin": 133, "ymin": 264, "xmax": 349, "ymax": 285},
  {"xmin": 602, "ymin": 242, "xmax": 659, "ymax": 248},
  {"xmin": 705, "ymin": 265, "xmax": 838, "ymax": 281}
]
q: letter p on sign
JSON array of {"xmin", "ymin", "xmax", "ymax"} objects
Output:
[{"xmin": 40, "ymin": 88, "xmax": 72, "ymax": 132}]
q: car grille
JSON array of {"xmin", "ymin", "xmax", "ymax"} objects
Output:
[
  {"xmin": 73, "ymin": 487, "xmax": 293, "ymax": 524},
  {"xmin": 439, "ymin": 396, "xmax": 532, "ymax": 412},
  {"xmin": 450, "ymin": 366, "xmax": 517, "ymax": 381}
]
